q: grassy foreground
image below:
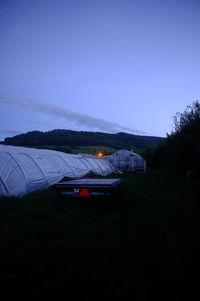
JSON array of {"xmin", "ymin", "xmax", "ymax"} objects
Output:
[{"xmin": 0, "ymin": 170, "xmax": 199, "ymax": 297}]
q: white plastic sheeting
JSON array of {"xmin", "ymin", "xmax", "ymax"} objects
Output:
[
  {"xmin": 105, "ymin": 149, "xmax": 146, "ymax": 173},
  {"xmin": 0, "ymin": 145, "xmax": 115, "ymax": 197}
]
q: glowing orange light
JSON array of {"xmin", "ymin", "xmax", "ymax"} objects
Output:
[{"xmin": 97, "ymin": 152, "xmax": 104, "ymax": 157}]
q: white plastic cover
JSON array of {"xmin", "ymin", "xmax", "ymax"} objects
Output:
[
  {"xmin": 0, "ymin": 145, "xmax": 115, "ymax": 197},
  {"xmin": 105, "ymin": 149, "xmax": 146, "ymax": 172}
]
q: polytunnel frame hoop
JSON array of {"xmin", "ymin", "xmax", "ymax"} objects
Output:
[
  {"xmin": 21, "ymin": 153, "xmax": 49, "ymax": 186},
  {"xmin": 54, "ymin": 155, "xmax": 77, "ymax": 177},
  {"xmin": 0, "ymin": 175, "xmax": 9, "ymax": 194},
  {"xmin": 82, "ymin": 157, "xmax": 99, "ymax": 174},
  {"xmin": 2, "ymin": 151, "xmax": 31, "ymax": 194}
]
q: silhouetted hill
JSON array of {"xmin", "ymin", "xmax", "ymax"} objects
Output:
[{"xmin": 3, "ymin": 129, "xmax": 165, "ymax": 150}]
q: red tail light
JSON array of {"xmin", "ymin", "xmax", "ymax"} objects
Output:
[{"xmin": 78, "ymin": 188, "xmax": 91, "ymax": 197}]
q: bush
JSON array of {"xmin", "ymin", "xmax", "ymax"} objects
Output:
[{"xmin": 151, "ymin": 101, "xmax": 200, "ymax": 176}]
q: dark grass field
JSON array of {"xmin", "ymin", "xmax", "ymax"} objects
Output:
[{"xmin": 0, "ymin": 170, "xmax": 200, "ymax": 298}]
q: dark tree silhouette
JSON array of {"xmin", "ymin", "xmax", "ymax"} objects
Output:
[{"xmin": 148, "ymin": 101, "xmax": 200, "ymax": 176}]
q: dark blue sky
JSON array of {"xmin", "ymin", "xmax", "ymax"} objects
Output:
[{"xmin": 0, "ymin": 0, "xmax": 200, "ymax": 140}]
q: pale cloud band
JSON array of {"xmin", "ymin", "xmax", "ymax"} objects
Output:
[
  {"xmin": 0, "ymin": 93, "xmax": 146, "ymax": 135},
  {"xmin": 0, "ymin": 129, "xmax": 25, "ymax": 135}
]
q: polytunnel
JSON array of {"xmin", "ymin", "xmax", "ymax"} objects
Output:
[
  {"xmin": 105, "ymin": 149, "xmax": 146, "ymax": 173},
  {"xmin": 0, "ymin": 145, "xmax": 115, "ymax": 197}
]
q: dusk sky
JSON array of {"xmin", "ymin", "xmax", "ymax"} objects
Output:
[{"xmin": 0, "ymin": 0, "xmax": 200, "ymax": 140}]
